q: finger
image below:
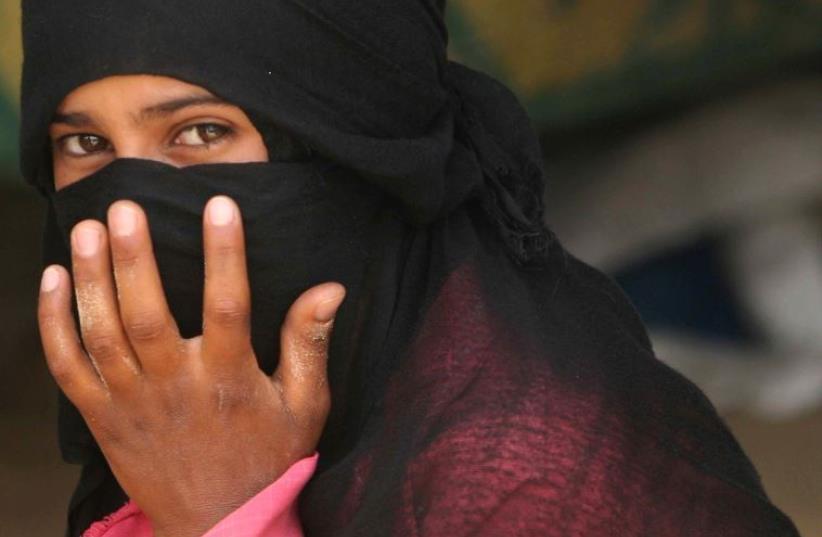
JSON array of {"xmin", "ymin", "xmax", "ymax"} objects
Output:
[
  {"xmin": 38, "ymin": 265, "xmax": 107, "ymax": 408},
  {"xmin": 275, "ymin": 282, "xmax": 345, "ymax": 419},
  {"xmin": 107, "ymin": 201, "xmax": 182, "ymax": 376},
  {"xmin": 201, "ymin": 196, "xmax": 253, "ymax": 368},
  {"xmin": 71, "ymin": 220, "xmax": 141, "ymax": 390}
]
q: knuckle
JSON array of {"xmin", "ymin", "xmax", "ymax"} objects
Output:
[
  {"xmin": 46, "ymin": 356, "xmax": 75, "ymax": 387},
  {"xmin": 207, "ymin": 298, "xmax": 249, "ymax": 327},
  {"xmin": 212, "ymin": 242, "xmax": 238, "ymax": 258},
  {"xmin": 70, "ymin": 265, "xmax": 96, "ymax": 286},
  {"xmin": 83, "ymin": 332, "xmax": 120, "ymax": 361},
  {"xmin": 314, "ymin": 389, "xmax": 331, "ymax": 420},
  {"xmin": 89, "ymin": 416, "xmax": 122, "ymax": 446},
  {"xmin": 159, "ymin": 390, "xmax": 190, "ymax": 423},
  {"xmin": 128, "ymin": 415, "xmax": 151, "ymax": 434},
  {"xmin": 283, "ymin": 316, "xmax": 330, "ymax": 348},
  {"xmin": 299, "ymin": 393, "xmax": 330, "ymax": 434},
  {"xmin": 300, "ymin": 324, "xmax": 331, "ymax": 349},
  {"xmin": 111, "ymin": 248, "xmax": 140, "ymax": 270},
  {"xmin": 124, "ymin": 311, "xmax": 167, "ymax": 342},
  {"xmin": 37, "ymin": 304, "xmax": 59, "ymax": 328},
  {"xmin": 211, "ymin": 383, "xmax": 249, "ymax": 413}
]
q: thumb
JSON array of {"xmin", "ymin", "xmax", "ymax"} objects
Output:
[{"xmin": 275, "ymin": 282, "xmax": 345, "ymax": 421}]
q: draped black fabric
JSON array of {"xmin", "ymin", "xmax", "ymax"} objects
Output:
[{"xmin": 20, "ymin": 1, "xmax": 800, "ymax": 536}]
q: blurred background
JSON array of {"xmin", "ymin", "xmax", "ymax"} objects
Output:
[{"xmin": 1, "ymin": 0, "xmax": 821, "ymax": 535}]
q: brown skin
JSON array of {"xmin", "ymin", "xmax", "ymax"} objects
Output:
[
  {"xmin": 38, "ymin": 76, "xmax": 341, "ymax": 537},
  {"xmin": 49, "ymin": 75, "xmax": 271, "ymax": 188}
]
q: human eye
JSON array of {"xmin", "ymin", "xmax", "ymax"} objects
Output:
[
  {"xmin": 58, "ymin": 134, "xmax": 112, "ymax": 157},
  {"xmin": 173, "ymin": 123, "xmax": 232, "ymax": 147}
]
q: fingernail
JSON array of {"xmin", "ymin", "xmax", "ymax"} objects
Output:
[
  {"xmin": 314, "ymin": 287, "xmax": 346, "ymax": 323},
  {"xmin": 73, "ymin": 224, "xmax": 100, "ymax": 257},
  {"xmin": 41, "ymin": 266, "xmax": 60, "ymax": 293},
  {"xmin": 110, "ymin": 204, "xmax": 137, "ymax": 237},
  {"xmin": 208, "ymin": 196, "xmax": 236, "ymax": 227}
]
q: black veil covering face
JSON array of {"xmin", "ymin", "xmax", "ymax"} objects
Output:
[{"xmin": 21, "ymin": 1, "xmax": 799, "ymax": 536}]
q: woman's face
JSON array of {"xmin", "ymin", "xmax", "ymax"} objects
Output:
[{"xmin": 49, "ymin": 75, "xmax": 269, "ymax": 190}]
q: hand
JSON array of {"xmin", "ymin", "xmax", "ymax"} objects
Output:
[{"xmin": 37, "ymin": 196, "xmax": 343, "ymax": 537}]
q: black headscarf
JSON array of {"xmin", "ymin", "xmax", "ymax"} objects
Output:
[{"xmin": 21, "ymin": 1, "xmax": 799, "ymax": 536}]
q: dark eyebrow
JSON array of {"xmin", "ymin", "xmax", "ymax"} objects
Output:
[
  {"xmin": 50, "ymin": 95, "xmax": 229, "ymax": 129},
  {"xmin": 51, "ymin": 112, "xmax": 93, "ymax": 127},
  {"xmin": 139, "ymin": 95, "xmax": 229, "ymax": 120}
]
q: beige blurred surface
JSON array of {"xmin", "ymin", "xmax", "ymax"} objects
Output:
[
  {"xmin": 726, "ymin": 409, "xmax": 822, "ymax": 537},
  {"xmin": 0, "ymin": 187, "xmax": 79, "ymax": 537},
  {"xmin": 0, "ymin": 415, "xmax": 78, "ymax": 537}
]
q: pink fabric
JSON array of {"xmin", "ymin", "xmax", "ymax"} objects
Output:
[
  {"xmin": 82, "ymin": 502, "xmax": 150, "ymax": 537},
  {"xmin": 82, "ymin": 454, "xmax": 317, "ymax": 537}
]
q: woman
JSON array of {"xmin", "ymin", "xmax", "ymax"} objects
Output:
[{"xmin": 22, "ymin": 1, "xmax": 799, "ymax": 536}]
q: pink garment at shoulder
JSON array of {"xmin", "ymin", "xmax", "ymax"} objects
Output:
[{"xmin": 82, "ymin": 454, "xmax": 317, "ymax": 537}]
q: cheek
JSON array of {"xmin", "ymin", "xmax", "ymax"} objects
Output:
[
  {"xmin": 218, "ymin": 131, "xmax": 269, "ymax": 164},
  {"xmin": 54, "ymin": 168, "xmax": 86, "ymax": 191},
  {"xmin": 52, "ymin": 154, "xmax": 108, "ymax": 191},
  {"xmin": 53, "ymin": 149, "xmax": 122, "ymax": 190}
]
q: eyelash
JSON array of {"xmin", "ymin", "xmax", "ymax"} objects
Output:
[
  {"xmin": 56, "ymin": 133, "xmax": 111, "ymax": 158},
  {"xmin": 173, "ymin": 123, "xmax": 235, "ymax": 149},
  {"xmin": 56, "ymin": 122, "xmax": 235, "ymax": 158}
]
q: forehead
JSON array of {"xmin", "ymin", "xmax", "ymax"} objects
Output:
[
  {"xmin": 52, "ymin": 75, "xmax": 235, "ymax": 127},
  {"xmin": 58, "ymin": 75, "xmax": 215, "ymax": 109}
]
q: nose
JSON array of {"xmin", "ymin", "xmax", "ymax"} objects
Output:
[{"xmin": 115, "ymin": 144, "xmax": 168, "ymax": 163}]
